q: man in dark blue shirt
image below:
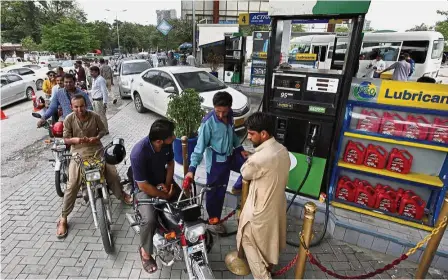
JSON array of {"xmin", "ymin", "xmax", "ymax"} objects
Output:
[
  {"xmin": 404, "ymin": 53, "xmax": 415, "ymax": 80},
  {"xmin": 130, "ymin": 119, "xmax": 177, "ymax": 274}
]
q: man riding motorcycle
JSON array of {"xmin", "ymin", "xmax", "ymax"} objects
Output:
[
  {"xmin": 129, "ymin": 119, "xmax": 178, "ymax": 274},
  {"xmin": 56, "ymin": 94, "xmax": 132, "ymax": 238},
  {"xmin": 37, "ymin": 73, "xmax": 93, "ymax": 127}
]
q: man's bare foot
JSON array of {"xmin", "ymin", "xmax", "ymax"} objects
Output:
[
  {"xmin": 139, "ymin": 247, "xmax": 157, "ymax": 273},
  {"xmin": 56, "ymin": 218, "xmax": 68, "ymax": 238}
]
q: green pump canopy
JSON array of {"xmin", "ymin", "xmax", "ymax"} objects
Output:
[{"xmin": 269, "ymin": 0, "xmax": 371, "ymax": 16}]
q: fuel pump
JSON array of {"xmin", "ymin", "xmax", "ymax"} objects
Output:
[{"xmin": 264, "ymin": 1, "xmax": 370, "ymax": 246}]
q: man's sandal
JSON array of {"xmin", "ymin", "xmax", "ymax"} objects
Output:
[
  {"xmin": 139, "ymin": 246, "xmax": 158, "ymax": 274},
  {"xmin": 123, "ymin": 193, "xmax": 133, "ymax": 205},
  {"xmin": 56, "ymin": 220, "xmax": 68, "ymax": 239}
]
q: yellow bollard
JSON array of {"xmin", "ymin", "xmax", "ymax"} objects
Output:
[
  {"xmin": 181, "ymin": 136, "xmax": 189, "ymax": 176},
  {"xmin": 415, "ymin": 194, "xmax": 448, "ymax": 279},
  {"xmin": 295, "ymin": 202, "xmax": 317, "ymax": 279},
  {"xmin": 225, "ymin": 179, "xmax": 251, "ymax": 276}
]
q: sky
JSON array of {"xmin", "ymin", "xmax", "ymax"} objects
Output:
[{"xmin": 79, "ymin": 0, "xmax": 448, "ymax": 32}]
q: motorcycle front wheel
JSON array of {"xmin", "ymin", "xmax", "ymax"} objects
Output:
[
  {"xmin": 95, "ymin": 198, "xmax": 114, "ymax": 254},
  {"xmin": 55, "ymin": 161, "xmax": 69, "ymax": 197}
]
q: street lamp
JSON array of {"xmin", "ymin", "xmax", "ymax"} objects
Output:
[{"xmin": 105, "ymin": 9, "xmax": 127, "ymax": 54}]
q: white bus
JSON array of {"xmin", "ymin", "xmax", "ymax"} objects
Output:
[{"xmin": 289, "ymin": 31, "xmax": 445, "ymax": 80}]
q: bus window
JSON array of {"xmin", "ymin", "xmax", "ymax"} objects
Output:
[
  {"xmin": 432, "ymin": 40, "xmax": 444, "ymax": 59},
  {"xmin": 360, "ymin": 42, "xmax": 401, "ymax": 61},
  {"xmin": 400, "ymin": 41, "xmax": 429, "ymax": 63}
]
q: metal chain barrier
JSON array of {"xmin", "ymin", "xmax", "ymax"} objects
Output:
[
  {"xmin": 218, "ymin": 208, "xmax": 238, "ymax": 224},
  {"xmin": 271, "ymin": 253, "xmax": 299, "ymax": 277},
  {"xmin": 302, "ymin": 216, "xmax": 448, "ymax": 279}
]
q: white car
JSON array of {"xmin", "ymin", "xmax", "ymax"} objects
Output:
[
  {"xmin": 130, "ymin": 66, "xmax": 251, "ymax": 131},
  {"xmin": 4, "ymin": 66, "xmax": 47, "ymax": 90},
  {"xmin": 1, "ymin": 73, "xmax": 37, "ymax": 107},
  {"xmin": 59, "ymin": 60, "xmax": 76, "ymax": 74},
  {"xmin": 116, "ymin": 59, "xmax": 151, "ymax": 98},
  {"xmin": 38, "ymin": 56, "xmax": 58, "ymax": 68}
]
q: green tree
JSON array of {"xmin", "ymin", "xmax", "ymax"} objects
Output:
[
  {"xmin": 407, "ymin": 23, "xmax": 434, "ymax": 31},
  {"xmin": 240, "ymin": 25, "xmax": 270, "ymax": 37},
  {"xmin": 21, "ymin": 36, "xmax": 39, "ymax": 52},
  {"xmin": 85, "ymin": 21, "xmax": 113, "ymax": 52},
  {"xmin": 1, "ymin": 1, "xmax": 41, "ymax": 43},
  {"xmin": 37, "ymin": 0, "xmax": 87, "ymax": 24},
  {"xmin": 435, "ymin": 10, "xmax": 448, "ymax": 51},
  {"xmin": 335, "ymin": 26, "xmax": 349, "ymax": 33},
  {"xmin": 41, "ymin": 18, "xmax": 98, "ymax": 58},
  {"xmin": 292, "ymin": 24, "xmax": 305, "ymax": 32}
]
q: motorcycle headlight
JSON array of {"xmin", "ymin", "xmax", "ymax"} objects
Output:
[
  {"xmin": 85, "ymin": 170, "xmax": 101, "ymax": 182},
  {"xmin": 185, "ymin": 224, "xmax": 206, "ymax": 243}
]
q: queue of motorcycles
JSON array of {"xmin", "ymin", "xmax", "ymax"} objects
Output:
[{"xmin": 32, "ymin": 89, "xmax": 217, "ymax": 279}]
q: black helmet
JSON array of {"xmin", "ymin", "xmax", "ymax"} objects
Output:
[{"xmin": 104, "ymin": 138, "xmax": 126, "ymax": 165}]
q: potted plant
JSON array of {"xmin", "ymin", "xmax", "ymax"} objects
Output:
[
  {"xmin": 207, "ymin": 52, "xmax": 223, "ymax": 78},
  {"xmin": 167, "ymin": 88, "xmax": 205, "ymax": 165}
]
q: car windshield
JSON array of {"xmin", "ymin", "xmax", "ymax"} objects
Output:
[
  {"xmin": 122, "ymin": 61, "xmax": 151, "ymax": 75},
  {"xmin": 61, "ymin": 61, "xmax": 73, "ymax": 67},
  {"xmin": 174, "ymin": 71, "xmax": 227, "ymax": 92}
]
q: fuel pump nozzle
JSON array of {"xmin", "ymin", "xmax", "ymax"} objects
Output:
[{"xmin": 305, "ymin": 124, "xmax": 319, "ymax": 163}]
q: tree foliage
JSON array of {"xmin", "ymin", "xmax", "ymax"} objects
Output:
[
  {"xmin": 335, "ymin": 26, "xmax": 349, "ymax": 33},
  {"xmin": 435, "ymin": 10, "xmax": 448, "ymax": 51},
  {"xmin": 407, "ymin": 23, "xmax": 434, "ymax": 31},
  {"xmin": 41, "ymin": 18, "xmax": 99, "ymax": 58},
  {"xmin": 21, "ymin": 36, "xmax": 40, "ymax": 52}
]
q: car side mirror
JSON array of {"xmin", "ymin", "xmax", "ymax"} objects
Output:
[{"xmin": 164, "ymin": 86, "xmax": 177, "ymax": 94}]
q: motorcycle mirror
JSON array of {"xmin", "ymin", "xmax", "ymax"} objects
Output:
[{"xmin": 32, "ymin": 112, "xmax": 42, "ymax": 118}]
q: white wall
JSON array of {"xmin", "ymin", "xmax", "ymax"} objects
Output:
[{"xmin": 197, "ymin": 24, "xmax": 240, "ymax": 47}]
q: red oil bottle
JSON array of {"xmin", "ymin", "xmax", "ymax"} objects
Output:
[
  {"xmin": 386, "ymin": 149, "xmax": 413, "ymax": 174},
  {"xmin": 375, "ymin": 189, "xmax": 398, "ymax": 213},
  {"xmin": 380, "ymin": 112, "xmax": 405, "ymax": 137},
  {"xmin": 364, "ymin": 144, "xmax": 388, "ymax": 169},
  {"xmin": 399, "ymin": 194, "xmax": 426, "ymax": 220},
  {"xmin": 343, "ymin": 141, "xmax": 366, "ymax": 165},
  {"xmin": 396, "ymin": 189, "xmax": 416, "ymax": 207},
  {"xmin": 354, "ymin": 179, "xmax": 376, "ymax": 208},
  {"xmin": 428, "ymin": 118, "xmax": 448, "ymax": 144},
  {"xmin": 403, "ymin": 115, "xmax": 430, "ymax": 140},
  {"xmin": 357, "ymin": 110, "xmax": 381, "ymax": 133},
  {"xmin": 335, "ymin": 177, "xmax": 357, "ymax": 202}
]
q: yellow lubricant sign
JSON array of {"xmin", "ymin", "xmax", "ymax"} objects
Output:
[
  {"xmin": 295, "ymin": 53, "xmax": 317, "ymax": 61},
  {"xmin": 238, "ymin": 13, "xmax": 249, "ymax": 26},
  {"xmin": 378, "ymin": 80, "xmax": 448, "ymax": 111}
]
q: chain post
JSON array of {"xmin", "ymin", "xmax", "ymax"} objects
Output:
[
  {"xmin": 295, "ymin": 202, "xmax": 317, "ymax": 279},
  {"xmin": 225, "ymin": 179, "xmax": 251, "ymax": 276},
  {"xmin": 181, "ymin": 136, "xmax": 188, "ymax": 176},
  {"xmin": 415, "ymin": 193, "xmax": 448, "ymax": 279}
]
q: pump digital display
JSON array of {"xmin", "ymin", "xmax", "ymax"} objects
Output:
[
  {"xmin": 272, "ymin": 74, "xmax": 305, "ymax": 101},
  {"xmin": 306, "ymin": 77, "xmax": 339, "ymax": 93}
]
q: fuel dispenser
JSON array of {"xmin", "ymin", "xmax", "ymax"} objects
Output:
[{"xmin": 263, "ymin": 2, "xmax": 370, "ymax": 200}]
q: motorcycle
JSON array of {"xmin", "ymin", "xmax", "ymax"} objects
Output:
[
  {"xmin": 125, "ymin": 176, "xmax": 215, "ymax": 279},
  {"xmin": 72, "ymin": 138, "xmax": 126, "ymax": 254},
  {"xmin": 32, "ymin": 112, "xmax": 71, "ymax": 197}
]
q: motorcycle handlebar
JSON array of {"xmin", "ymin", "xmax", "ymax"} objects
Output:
[{"xmin": 135, "ymin": 198, "xmax": 168, "ymax": 206}]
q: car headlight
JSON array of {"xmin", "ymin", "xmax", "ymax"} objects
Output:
[
  {"xmin": 122, "ymin": 80, "xmax": 129, "ymax": 87},
  {"xmin": 85, "ymin": 170, "xmax": 101, "ymax": 182},
  {"xmin": 185, "ymin": 223, "xmax": 206, "ymax": 243}
]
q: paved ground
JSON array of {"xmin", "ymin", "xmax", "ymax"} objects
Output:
[{"xmin": 1, "ymin": 76, "xmax": 448, "ymax": 279}]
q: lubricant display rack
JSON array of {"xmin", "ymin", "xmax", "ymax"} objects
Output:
[{"xmin": 329, "ymin": 81, "xmax": 448, "ymax": 231}]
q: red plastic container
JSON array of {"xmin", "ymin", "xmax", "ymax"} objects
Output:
[
  {"xmin": 375, "ymin": 189, "xmax": 398, "ymax": 213},
  {"xmin": 386, "ymin": 148, "xmax": 413, "ymax": 174},
  {"xmin": 335, "ymin": 176, "xmax": 357, "ymax": 202},
  {"xmin": 396, "ymin": 189, "xmax": 416, "ymax": 207},
  {"xmin": 399, "ymin": 194, "xmax": 426, "ymax": 220},
  {"xmin": 357, "ymin": 110, "xmax": 381, "ymax": 133},
  {"xmin": 364, "ymin": 144, "xmax": 388, "ymax": 169},
  {"xmin": 380, "ymin": 112, "xmax": 405, "ymax": 137},
  {"xmin": 428, "ymin": 118, "xmax": 448, "ymax": 144},
  {"xmin": 343, "ymin": 141, "xmax": 366, "ymax": 165},
  {"xmin": 354, "ymin": 179, "xmax": 376, "ymax": 208},
  {"xmin": 403, "ymin": 115, "xmax": 430, "ymax": 140}
]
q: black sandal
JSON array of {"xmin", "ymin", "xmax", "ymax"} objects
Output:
[
  {"xmin": 139, "ymin": 246, "xmax": 157, "ymax": 274},
  {"xmin": 56, "ymin": 220, "xmax": 68, "ymax": 239}
]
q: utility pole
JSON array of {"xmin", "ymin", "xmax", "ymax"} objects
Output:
[
  {"xmin": 106, "ymin": 9, "xmax": 127, "ymax": 54},
  {"xmin": 192, "ymin": 0, "xmax": 196, "ymax": 57}
]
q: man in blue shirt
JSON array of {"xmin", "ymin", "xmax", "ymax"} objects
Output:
[
  {"xmin": 37, "ymin": 73, "xmax": 92, "ymax": 127},
  {"xmin": 130, "ymin": 119, "xmax": 177, "ymax": 275},
  {"xmin": 404, "ymin": 53, "xmax": 415, "ymax": 80},
  {"xmin": 185, "ymin": 91, "xmax": 248, "ymax": 234}
]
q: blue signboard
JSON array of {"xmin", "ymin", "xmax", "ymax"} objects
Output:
[
  {"xmin": 157, "ymin": 19, "xmax": 173, "ymax": 36},
  {"xmin": 249, "ymin": 12, "xmax": 271, "ymax": 25}
]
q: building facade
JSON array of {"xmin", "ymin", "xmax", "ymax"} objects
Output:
[
  {"xmin": 181, "ymin": 0, "xmax": 268, "ymax": 24},
  {"xmin": 156, "ymin": 9, "xmax": 177, "ymax": 24}
]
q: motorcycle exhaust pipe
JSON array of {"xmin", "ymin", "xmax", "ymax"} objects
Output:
[
  {"xmin": 86, "ymin": 183, "xmax": 99, "ymax": 228},
  {"xmin": 125, "ymin": 213, "xmax": 141, "ymax": 234}
]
